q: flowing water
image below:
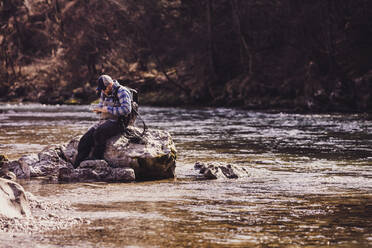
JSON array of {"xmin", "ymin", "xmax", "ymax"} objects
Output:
[{"xmin": 0, "ymin": 103, "xmax": 371, "ymax": 247}]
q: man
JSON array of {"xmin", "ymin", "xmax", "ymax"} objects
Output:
[{"xmin": 73, "ymin": 75, "xmax": 134, "ymax": 168}]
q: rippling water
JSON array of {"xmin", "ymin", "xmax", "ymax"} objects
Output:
[{"xmin": 0, "ymin": 103, "xmax": 371, "ymax": 247}]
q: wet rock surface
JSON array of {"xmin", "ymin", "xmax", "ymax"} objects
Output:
[
  {"xmin": 194, "ymin": 162, "xmax": 251, "ymax": 179},
  {"xmin": 7, "ymin": 148, "xmax": 71, "ymax": 180},
  {"xmin": 58, "ymin": 160, "xmax": 135, "ymax": 183}
]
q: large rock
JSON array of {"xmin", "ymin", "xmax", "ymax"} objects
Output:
[
  {"xmin": 194, "ymin": 162, "xmax": 250, "ymax": 179},
  {"xmin": 63, "ymin": 127, "xmax": 177, "ymax": 181},
  {"xmin": 9, "ymin": 127, "xmax": 177, "ymax": 182},
  {"xmin": 0, "ymin": 178, "xmax": 31, "ymax": 218}
]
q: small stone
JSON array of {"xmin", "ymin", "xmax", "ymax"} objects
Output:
[{"xmin": 194, "ymin": 161, "xmax": 250, "ymax": 180}]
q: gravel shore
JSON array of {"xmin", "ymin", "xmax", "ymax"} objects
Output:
[{"xmin": 0, "ymin": 192, "xmax": 88, "ymax": 234}]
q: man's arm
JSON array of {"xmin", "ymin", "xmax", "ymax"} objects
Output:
[
  {"xmin": 98, "ymin": 92, "xmax": 105, "ymax": 107},
  {"xmin": 106, "ymin": 88, "xmax": 132, "ymax": 116},
  {"xmin": 93, "ymin": 92, "xmax": 105, "ymax": 113}
]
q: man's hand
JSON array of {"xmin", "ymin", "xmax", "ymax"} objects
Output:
[{"xmin": 93, "ymin": 107, "xmax": 108, "ymax": 114}]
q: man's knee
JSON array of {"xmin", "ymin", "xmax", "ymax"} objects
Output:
[
  {"xmin": 93, "ymin": 127, "xmax": 107, "ymax": 144},
  {"xmin": 93, "ymin": 121, "xmax": 121, "ymax": 143}
]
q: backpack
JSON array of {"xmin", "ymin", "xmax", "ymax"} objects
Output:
[{"xmin": 112, "ymin": 85, "xmax": 147, "ymax": 142}]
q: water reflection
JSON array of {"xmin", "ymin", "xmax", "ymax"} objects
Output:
[{"xmin": 0, "ymin": 103, "xmax": 371, "ymax": 247}]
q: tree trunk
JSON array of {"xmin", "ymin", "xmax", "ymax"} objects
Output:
[
  {"xmin": 206, "ymin": 0, "xmax": 217, "ymax": 78},
  {"xmin": 231, "ymin": 0, "xmax": 254, "ymax": 77},
  {"xmin": 325, "ymin": 0, "xmax": 336, "ymax": 75},
  {"xmin": 205, "ymin": 0, "xmax": 218, "ymax": 98}
]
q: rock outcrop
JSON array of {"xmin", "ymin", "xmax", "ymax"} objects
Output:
[
  {"xmin": 7, "ymin": 127, "xmax": 177, "ymax": 182},
  {"xmin": 62, "ymin": 127, "xmax": 177, "ymax": 181},
  {"xmin": 194, "ymin": 162, "xmax": 250, "ymax": 179}
]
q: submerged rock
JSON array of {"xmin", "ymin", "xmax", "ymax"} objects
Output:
[
  {"xmin": 0, "ymin": 178, "xmax": 31, "ymax": 218},
  {"xmin": 194, "ymin": 162, "xmax": 250, "ymax": 179},
  {"xmin": 8, "ymin": 127, "xmax": 177, "ymax": 182}
]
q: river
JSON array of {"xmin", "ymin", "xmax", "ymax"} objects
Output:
[{"xmin": 0, "ymin": 103, "xmax": 371, "ymax": 247}]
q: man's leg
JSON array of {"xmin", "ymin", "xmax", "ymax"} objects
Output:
[
  {"xmin": 92, "ymin": 120, "xmax": 122, "ymax": 159},
  {"xmin": 73, "ymin": 128, "xmax": 95, "ymax": 168}
]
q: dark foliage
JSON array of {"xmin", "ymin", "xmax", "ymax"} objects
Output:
[{"xmin": 0, "ymin": 0, "xmax": 371, "ymax": 111}]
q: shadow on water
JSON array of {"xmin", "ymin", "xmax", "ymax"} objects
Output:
[{"xmin": 1, "ymin": 104, "xmax": 372, "ymax": 247}]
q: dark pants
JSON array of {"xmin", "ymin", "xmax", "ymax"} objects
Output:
[{"xmin": 74, "ymin": 120, "xmax": 123, "ymax": 168}]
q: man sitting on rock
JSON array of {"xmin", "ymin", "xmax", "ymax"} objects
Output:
[{"xmin": 73, "ymin": 75, "xmax": 136, "ymax": 168}]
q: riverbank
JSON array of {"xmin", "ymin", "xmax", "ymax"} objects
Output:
[
  {"xmin": 2, "ymin": 68, "xmax": 371, "ymax": 114},
  {"xmin": 0, "ymin": 189, "xmax": 88, "ymax": 234}
]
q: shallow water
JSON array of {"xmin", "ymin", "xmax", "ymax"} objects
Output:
[{"xmin": 0, "ymin": 103, "xmax": 371, "ymax": 247}]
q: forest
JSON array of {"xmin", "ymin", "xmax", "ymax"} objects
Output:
[{"xmin": 1, "ymin": 0, "xmax": 372, "ymax": 112}]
